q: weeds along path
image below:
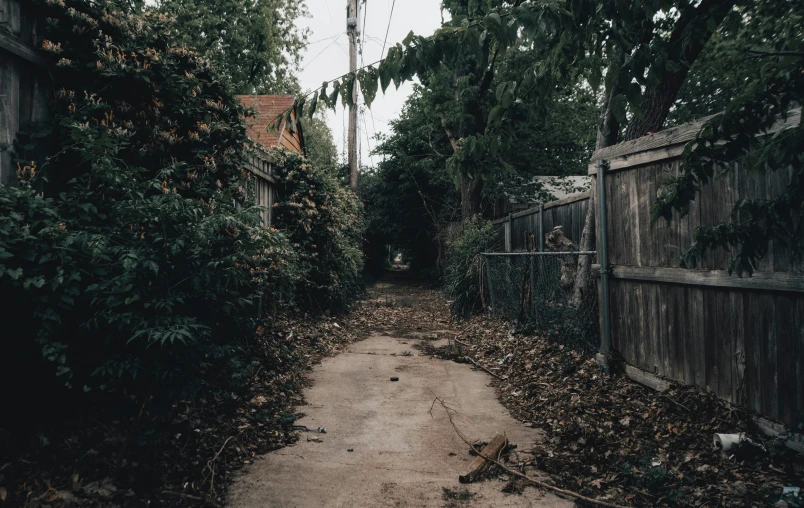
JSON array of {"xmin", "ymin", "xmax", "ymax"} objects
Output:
[{"xmin": 228, "ymin": 269, "xmax": 570, "ymax": 507}]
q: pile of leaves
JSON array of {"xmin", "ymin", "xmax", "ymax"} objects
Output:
[
  {"xmin": 0, "ymin": 313, "xmax": 359, "ymax": 507},
  {"xmin": 447, "ymin": 314, "xmax": 804, "ymax": 506}
]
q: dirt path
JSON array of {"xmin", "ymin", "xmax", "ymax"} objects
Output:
[{"xmin": 228, "ymin": 271, "xmax": 569, "ymax": 507}]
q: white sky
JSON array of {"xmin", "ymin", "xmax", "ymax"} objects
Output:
[{"xmin": 297, "ymin": 0, "xmax": 444, "ymax": 167}]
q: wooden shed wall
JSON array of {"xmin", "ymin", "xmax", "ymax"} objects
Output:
[
  {"xmin": 278, "ymin": 109, "xmax": 302, "ymax": 153},
  {"xmin": 245, "ymin": 150, "xmax": 276, "ymax": 226},
  {"xmin": 0, "ymin": 0, "xmax": 51, "ymax": 186},
  {"xmin": 592, "ymin": 110, "xmax": 803, "ymax": 426}
]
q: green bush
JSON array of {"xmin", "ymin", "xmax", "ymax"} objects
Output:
[
  {"xmin": 269, "ymin": 149, "xmax": 365, "ymax": 311},
  {"xmin": 0, "ymin": 0, "xmax": 300, "ymax": 416},
  {"xmin": 443, "ymin": 216, "xmax": 496, "ymax": 317}
]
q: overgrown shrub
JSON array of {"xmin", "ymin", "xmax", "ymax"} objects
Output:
[
  {"xmin": 269, "ymin": 149, "xmax": 365, "ymax": 311},
  {"xmin": 443, "ymin": 216, "xmax": 495, "ymax": 317},
  {"xmin": 0, "ymin": 0, "xmax": 299, "ymax": 423}
]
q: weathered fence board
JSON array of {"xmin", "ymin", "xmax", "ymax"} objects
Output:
[
  {"xmin": 592, "ymin": 109, "xmax": 803, "ymax": 427},
  {"xmin": 492, "ymin": 191, "xmax": 590, "ymax": 252}
]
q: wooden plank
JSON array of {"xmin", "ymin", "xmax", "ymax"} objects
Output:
[
  {"xmin": 637, "ymin": 165, "xmax": 654, "ymax": 267},
  {"xmin": 491, "ymin": 191, "xmax": 591, "ymax": 225},
  {"xmin": 752, "ymin": 416, "xmax": 804, "ymax": 453},
  {"xmin": 715, "ymin": 290, "xmax": 733, "ymax": 402},
  {"xmin": 625, "ymin": 364, "xmax": 671, "ymax": 392},
  {"xmin": 761, "ymin": 293, "xmax": 778, "ymax": 419},
  {"xmin": 703, "ymin": 290, "xmax": 719, "ymax": 396},
  {"xmin": 745, "ymin": 293, "xmax": 762, "ymax": 413},
  {"xmin": 636, "ymin": 281, "xmax": 651, "ymax": 372},
  {"xmin": 588, "ymin": 109, "xmax": 801, "ymax": 173},
  {"xmin": 459, "ymin": 434, "xmax": 508, "ymax": 483},
  {"xmin": 798, "ymin": 297, "xmax": 804, "ymax": 426},
  {"xmin": 775, "ymin": 294, "xmax": 797, "ymax": 426},
  {"xmin": 0, "ymin": 55, "xmax": 21, "ymax": 187},
  {"xmin": 729, "ymin": 291, "xmax": 746, "ymax": 406},
  {"xmin": 606, "ymin": 265, "xmax": 804, "ymax": 293},
  {"xmin": 0, "ymin": 30, "xmax": 49, "ymax": 68},
  {"xmin": 657, "ymin": 281, "xmax": 671, "ymax": 379},
  {"xmin": 647, "ymin": 282, "xmax": 660, "ymax": 375},
  {"xmin": 689, "ymin": 287, "xmax": 705, "ymax": 388},
  {"xmin": 590, "ymin": 114, "xmax": 716, "ymax": 165}
]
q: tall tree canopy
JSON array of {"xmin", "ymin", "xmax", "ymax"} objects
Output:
[{"xmin": 157, "ymin": 0, "xmax": 308, "ymax": 94}]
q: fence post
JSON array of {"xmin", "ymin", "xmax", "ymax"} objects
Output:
[
  {"xmin": 505, "ymin": 213, "xmax": 512, "ymax": 252},
  {"xmin": 596, "ymin": 159, "xmax": 612, "ymax": 373},
  {"xmin": 483, "ymin": 254, "xmax": 494, "ymax": 311},
  {"xmin": 538, "ymin": 203, "xmax": 545, "ymax": 252}
]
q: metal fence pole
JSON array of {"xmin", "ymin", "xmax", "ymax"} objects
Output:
[{"xmin": 596, "ymin": 159, "xmax": 612, "ymax": 373}]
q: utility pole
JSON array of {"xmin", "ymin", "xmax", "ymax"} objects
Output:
[{"xmin": 346, "ymin": 0, "xmax": 360, "ymax": 189}]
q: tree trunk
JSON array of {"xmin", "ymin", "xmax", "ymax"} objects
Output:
[
  {"xmin": 623, "ymin": 0, "xmax": 735, "ymax": 141},
  {"xmin": 460, "ymin": 172, "xmax": 483, "ymax": 220},
  {"xmin": 570, "ymin": 81, "xmax": 620, "ymax": 307}
]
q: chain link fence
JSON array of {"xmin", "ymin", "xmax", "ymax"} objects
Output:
[{"xmin": 482, "ymin": 252, "xmax": 599, "ymax": 354}]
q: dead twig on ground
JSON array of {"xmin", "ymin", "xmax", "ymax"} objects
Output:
[
  {"xmin": 431, "ymin": 397, "xmax": 629, "ymax": 508},
  {"xmin": 464, "ymin": 355, "xmax": 503, "ymax": 380},
  {"xmin": 161, "ymin": 490, "xmax": 223, "ymax": 508},
  {"xmin": 203, "ymin": 436, "xmax": 235, "ymax": 495}
]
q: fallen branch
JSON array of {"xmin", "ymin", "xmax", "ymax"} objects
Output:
[
  {"xmin": 464, "ymin": 355, "xmax": 503, "ymax": 380},
  {"xmin": 203, "ymin": 436, "xmax": 235, "ymax": 495},
  {"xmin": 161, "ymin": 490, "xmax": 223, "ymax": 508},
  {"xmin": 452, "ymin": 337, "xmax": 470, "ymax": 347},
  {"xmin": 432, "ymin": 397, "xmax": 628, "ymax": 508}
]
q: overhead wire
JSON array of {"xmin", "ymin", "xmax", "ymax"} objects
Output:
[
  {"xmin": 277, "ymin": 9, "xmax": 512, "ymax": 125},
  {"xmin": 380, "ymin": 0, "xmax": 396, "ymax": 59}
]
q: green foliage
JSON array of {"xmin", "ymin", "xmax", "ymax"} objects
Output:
[
  {"xmin": 667, "ymin": 2, "xmax": 801, "ymax": 127},
  {"xmin": 652, "ymin": 4, "xmax": 804, "ymax": 276},
  {"xmin": 0, "ymin": 0, "xmax": 304, "ymax": 411},
  {"xmin": 269, "ymin": 149, "xmax": 365, "ymax": 311},
  {"xmin": 362, "ymin": 86, "xmax": 460, "ymax": 272},
  {"xmin": 443, "ymin": 216, "xmax": 496, "ymax": 318},
  {"xmin": 302, "ymin": 110, "xmax": 340, "ymax": 173},
  {"xmin": 157, "ymin": 0, "xmax": 308, "ymax": 94}
]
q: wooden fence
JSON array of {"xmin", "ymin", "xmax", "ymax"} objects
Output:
[
  {"xmin": 0, "ymin": 0, "xmax": 51, "ymax": 186},
  {"xmin": 590, "ymin": 109, "xmax": 803, "ymax": 427},
  {"xmin": 491, "ymin": 191, "xmax": 590, "ymax": 252}
]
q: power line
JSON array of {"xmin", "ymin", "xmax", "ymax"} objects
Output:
[
  {"xmin": 301, "ymin": 38, "xmax": 342, "ymax": 70},
  {"xmin": 360, "ymin": 0, "xmax": 368, "ymax": 60},
  {"xmin": 308, "ymin": 33, "xmax": 343, "ymax": 45},
  {"xmin": 271, "ymin": 10, "xmax": 512, "ymax": 125},
  {"xmin": 380, "ymin": 0, "xmax": 396, "ymax": 59}
]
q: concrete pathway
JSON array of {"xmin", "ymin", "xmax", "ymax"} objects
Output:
[{"xmin": 228, "ymin": 333, "xmax": 571, "ymax": 507}]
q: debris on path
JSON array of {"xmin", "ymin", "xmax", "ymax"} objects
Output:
[
  {"xmin": 459, "ymin": 434, "xmax": 508, "ymax": 484},
  {"xmin": 427, "ymin": 313, "xmax": 804, "ymax": 507}
]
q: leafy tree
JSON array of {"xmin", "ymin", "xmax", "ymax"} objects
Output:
[
  {"xmin": 667, "ymin": 2, "xmax": 803, "ymax": 126},
  {"xmin": 157, "ymin": 0, "xmax": 308, "ymax": 94},
  {"xmin": 0, "ymin": 0, "xmax": 298, "ymax": 413},
  {"xmin": 365, "ymin": 86, "xmax": 460, "ymax": 273},
  {"xmin": 302, "ymin": 110, "xmax": 340, "ymax": 172},
  {"xmin": 653, "ymin": 2, "xmax": 804, "ymax": 276},
  {"xmin": 0, "ymin": 0, "xmax": 362, "ymax": 429}
]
